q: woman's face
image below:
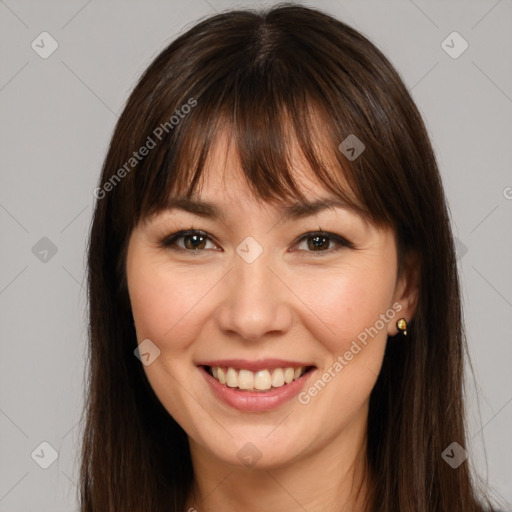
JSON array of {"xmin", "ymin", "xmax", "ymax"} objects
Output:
[{"xmin": 126, "ymin": 131, "xmax": 416, "ymax": 470}]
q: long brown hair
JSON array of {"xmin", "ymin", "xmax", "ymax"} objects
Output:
[{"xmin": 80, "ymin": 3, "xmax": 498, "ymax": 511}]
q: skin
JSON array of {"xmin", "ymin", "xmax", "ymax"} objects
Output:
[{"xmin": 126, "ymin": 130, "xmax": 418, "ymax": 512}]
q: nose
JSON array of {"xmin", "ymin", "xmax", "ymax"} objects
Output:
[{"xmin": 214, "ymin": 250, "xmax": 293, "ymax": 342}]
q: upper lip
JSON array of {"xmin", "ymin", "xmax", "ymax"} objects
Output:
[{"xmin": 197, "ymin": 359, "xmax": 316, "ymax": 372}]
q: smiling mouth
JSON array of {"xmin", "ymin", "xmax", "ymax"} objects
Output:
[{"xmin": 202, "ymin": 365, "xmax": 316, "ymax": 392}]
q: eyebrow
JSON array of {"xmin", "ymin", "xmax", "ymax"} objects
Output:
[{"xmin": 160, "ymin": 197, "xmax": 361, "ymax": 222}]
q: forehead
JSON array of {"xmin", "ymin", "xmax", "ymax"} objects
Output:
[
  {"xmin": 155, "ymin": 128, "xmax": 370, "ymax": 227},
  {"xmin": 186, "ymin": 127, "xmax": 350, "ymax": 206}
]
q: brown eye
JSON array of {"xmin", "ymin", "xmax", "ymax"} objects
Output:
[
  {"xmin": 306, "ymin": 234, "xmax": 330, "ymax": 251},
  {"xmin": 295, "ymin": 231, "xmax": 353, "ymax": 254},
  {"xmin": 183, "ymin": 233, "xmax": 207, "ymax": 250},
  {"xmin": 160, "ymin": 230, "xmax": 218, "ymax": 251}
]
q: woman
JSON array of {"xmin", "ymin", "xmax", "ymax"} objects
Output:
[{"xmin": 81, "ymin": 3, "xmax": 504, "ymax": 511}]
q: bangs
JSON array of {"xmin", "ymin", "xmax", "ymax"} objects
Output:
[{"xmin": 135, "ymin": 52, "xmax": 389, "ymax": 229}]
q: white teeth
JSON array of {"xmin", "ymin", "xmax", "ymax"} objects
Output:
[
  {"xmin": 254, "ymin": 370, "xmax": 272, "ymax": 390},
  {"xmin": 238, "ymin": 369, "xmax": 254, "ymax": 390},
  {"xmin": 226, "ymin": 368, "xmax": 238, "ymax": 388},
  {"xmin": 208, "ymin": 365, "xmax": 309, "ymax": 391},
  {"xmin": 271, "ymin": 368, "xmax": 285, "ymax": 387}
]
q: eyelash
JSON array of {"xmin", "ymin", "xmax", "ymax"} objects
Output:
[{"xmin": 159, "ymin": 228, "xmax": 354, "ymax": 255}]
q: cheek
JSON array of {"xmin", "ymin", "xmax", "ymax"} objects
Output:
[
  {"xmin": 293, "ymin": 261, "xmax": 397, "ymax": 355},
  {"xmin": 291, "ymin": 263, "xmax": 397, "ymax": 422},
  {"xmin": 127, "ymin": 256, "xmax": 225, "ymax": 353},
  {"xmin": 126, "ymin": 257, "xmax": 222, "ymax": 435}
]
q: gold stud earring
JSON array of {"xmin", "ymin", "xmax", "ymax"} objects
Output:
[{"xmin": 396, "ymin": 318, "xmax": 408, "ymax": 336}]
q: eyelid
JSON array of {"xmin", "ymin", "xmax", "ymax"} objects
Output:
[
  {"xmin": 160, "ymin": 229, "xmax": 220, "ymax": 251},
  {"xmin": 159, "ymin": 229, "xmax": 354, "ymax": 253},
  {"xmin": 290, "ymin": 231, "xmax": 354, "ymax": 253}
]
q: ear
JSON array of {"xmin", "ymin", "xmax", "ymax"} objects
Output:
[{"xmin": 387, "ymin": 251, "xmax": 419, "ymax": 336}]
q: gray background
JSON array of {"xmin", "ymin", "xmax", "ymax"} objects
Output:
[{"xmin": 0, "ymin": 0, "xmax": 511, "ymax": 510}]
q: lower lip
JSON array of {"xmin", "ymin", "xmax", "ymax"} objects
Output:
[{"xmin": 199, "ymin": 366, "xmax": 316, "ymax": 412}]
